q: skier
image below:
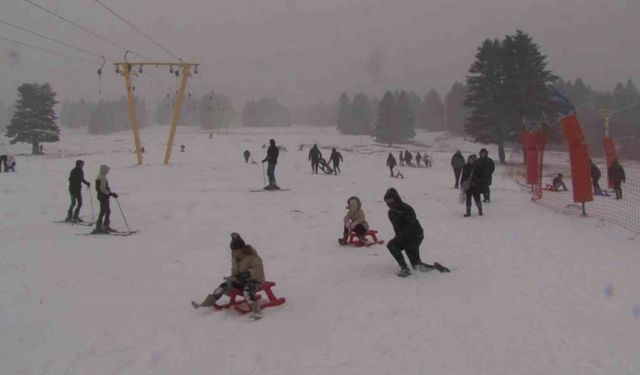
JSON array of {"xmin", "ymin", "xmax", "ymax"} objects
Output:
[
  {"xmin": 94, "ymin": 165, "xmax": 118, "ymax": 233},
  {"xmin": 383, "ymin": 188, "xmax": 433, "ymax": 277},
  {"xmin": 339, "ymin": 196, "xmax": 369, "ymax": 244},
  {"xmin": 460, "ymin": 154, "xmax": 483, "ymax": 217},
  {"xmin": 476, "ymin": 148, "xmax": 495, "ymax": 203},
  {"xmin": 386, "ymin": 153, "xmax": 397, "ymax": 178},
  {"xmin": 404, "ymin": 150, "xmax": 413, "ymax": 167},
  {"xmin": 66, "ymin": 160, "xmax": 91, "ymax": 223},
  {"xmin": 608, "ymin": 158, "xmax": 626, "ymax": 200},
  {"xmin": 329, "ymin": 148, "xmax": 343, "ymax": 175},
  {"xmin": 551, "ymin": 173, "xmax": 568, "ymax": 191},
  {"xmin": 308, "ymin": 144, "xmax": 322, "ymax": 174},
  {"xmin": 415, "ymin": 152, "xmax": 422, "ymax": 168},
  {"xmin": 450, "ymin": 150, "xmax": 465, "ymax": 189},
  {"xmin": 262, "ymin": 139, "xmax": 279, "ymax": 190},
  {"xmin": 192, "ymin": 232, "xmax": 265, "ymax": 320},
  {"xmin": 243, "ymin": 150, "xmax": 251, "ymax": 163},
  {"xmin": 590, "ymin": 159, "xmax": 602, "ymax": 194}
]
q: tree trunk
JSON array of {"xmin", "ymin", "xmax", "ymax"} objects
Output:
[
  {"xmin": 497, "ymin": 139, "xmax": 506, "ymax": 164},
  {"xmin": 32, "ymin": 141, "xmax": 40, "ymax": 155}
]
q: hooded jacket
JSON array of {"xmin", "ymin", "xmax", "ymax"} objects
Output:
[
  {"xmin": 68, "ymin": 160, "xmax": 89, "ymax": 193},
  {"xmin": 95, "ymin": 165, "xmax": 112, "ymax": 199},
  {"xmin": 344, "ymin": 196, "xmax": 369, "ymax": 230},
  {"xmin": 608, "ymin": 161, "xmax": 626, "ymax": 184},
  {"xmin": 384, "ymin": 188, "xmax": 423, "ymax": 241},
  {"xmin": 451, "ymin": 151, "xmax": 465, "ymax": 169},
  {"xmin": 231, "ymin": 245, "xmax": 265, "ymax": 282}
]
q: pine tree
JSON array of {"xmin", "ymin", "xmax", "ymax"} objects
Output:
[
  {"xmin": 88, "ymin": 101, "xmax": 115, "ymax": 134},
  {"xmin": 445, "ymin": 82, "xmax": 470, "ymax": 135},
  {"xmin": 336, "ymin": 92, "xmax": 353, "ymax": 133},
  {"xmin": 374, "ymin": 91, "xmax": 399, "ymax": 144},
  {"xmin": 6, "ymin": 83, "xmax": 59, "ymax": 154},
  {"xmin": 407, "ymin": 92, "xmax": 424, "ymax": 128},
  {"xmin": 350, "ymin": 92, "xmax": 372, "ymax": 135},
  {"xmin": 423, "ymin": 89, "xmax": 445, "ymax": 131},
  {"xmin": 396, "ymin": 91, "xmax": 416, "ymax": 140}
]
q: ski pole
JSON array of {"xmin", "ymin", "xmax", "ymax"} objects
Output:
[
  {"xmin": 115, "ymin": 197, "xmax": 132, "ymax": 233},
  {"xmin": 88, "ymin": 185, "xmax": 95, "ymax": 223},
  {"xmin": 262, "ymin": 162, "xmax": 267, "ymax": 186}
]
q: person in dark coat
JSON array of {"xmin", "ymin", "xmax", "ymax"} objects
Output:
[
  {"xmin": 608, "ymin": 158, "xmax": 626, "ymax": 199},
  {"xmin": 308, "ymin": 144, "xmax": 322, "ymax": 174},
  {"xmin": 590, "ymin": 159, "xmax": 602, "ymax": 194},
  {"xmin": 415, "ymin": 152, "xmax": 422, "ymax": 168},
  {"xmin": 66, "ymin": 160, "xmax": 91, "ymax": 222},
  {"xmin": 383, "ymin": 188, "xmax": 433, "ymax": 277},
  {"xmin": 460, "ymin": 154, "xmax": 483, "ymax": 217},
  {"xmin": 404, "ymin": 150, "xmax": 413, "ymax": 167},
  {"xmin": 552, "ymin": 173, "xmax": 568, "ymax": 191},
  {"xmin": 476, "ymin": 148, "xmax": 495, "ymax": 202},
  {"xmin": 329, "ymin": 148, "xmax": 343, "ymax": 175},
  {"xmin": 386, "ymin": 153, "xmax": 397, "ymax": 177},
  {"xmin": 243, "ymin": 150, "xmax": 251, "ymax": 163},
  {"xmin": 262, "ymin": 139, "xmax": 280, "ymax": 189},
  {"xmin": 450, "ymin": 151, "xmax": 465, "ymax": 189}
]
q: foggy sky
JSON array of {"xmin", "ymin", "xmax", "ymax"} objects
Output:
[{"xmin": 0, "ymin": 0, "xmax": 638, "ymax": 109}]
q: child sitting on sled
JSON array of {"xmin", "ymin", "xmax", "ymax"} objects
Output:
[
  {"xmin": 192, "ymin": 232, "xmax": 265, "ymax": 319},
  {"xmin": 339, "ymin": 196, "xmax": 369, "ymax": 244}
]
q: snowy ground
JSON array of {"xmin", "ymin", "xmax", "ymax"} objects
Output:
[{"xmin": 1, "ymin": 125, "xmax": 639, "ymax": 375}]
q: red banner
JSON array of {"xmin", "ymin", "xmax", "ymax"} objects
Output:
[
  {"xmin": 523, "ymin": 132, "xmax": 539, "ymax": 184},
  {"xmin": 561, "ymin": 115, "xmax": 585, "ymax": 145},
  {"xmin": 569, "ymin": 143, "xmax": 594, "ymax": 203}
]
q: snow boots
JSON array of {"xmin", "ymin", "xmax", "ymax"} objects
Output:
[
  {"xmin": 413, "ymin": 263, "xmax": 435, "ymax": 272},
  {"xmin": 397, "ymin": 267, "xmax": 411, "ymax": 278}
]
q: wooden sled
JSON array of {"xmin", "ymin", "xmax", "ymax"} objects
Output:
[
  {"xmin": 339, "ymin": 229, "xmax": 385, "ymax": 247},
  {"xmin": 212, "ymin": 281, "xmax": 286, "ymax": 315}
]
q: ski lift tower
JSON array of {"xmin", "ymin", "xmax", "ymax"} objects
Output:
[{"xmin": 114, "ymin": 53, "xmax": 199, "ymax": 165}]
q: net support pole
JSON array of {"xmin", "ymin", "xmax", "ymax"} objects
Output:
[
  {"xmin": 164, "ymin": 65, "xmax": 191, "ymax": 165},
  {"xmin": 123, "ymin": 65, "xmax": 143, "ymax": 165}
]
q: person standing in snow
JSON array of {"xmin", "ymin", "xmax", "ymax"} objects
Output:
[
  {"xmin": 590, "ymin": 159, "xmax": 602, "ymax": 194},
  {"xmin": 5, "ymin": 155, "xmax": 15, "ymax": 172},
  {"xmin": 243, "ymin": 150, "xmax": 251, "ymax": 164},
  {"xmin": 339, "ymin": 196, "xmax": 369, "ymax": 244},
  {"xmin": 415, "ymin": 152, "xmax": 422, "ymax": 168},
  {"xmin": 94, "ymin": 165, "xmax": 118, "ymax": 233},
  {"xmin": 398, "ymin": 151, "xmax": 404, "ymax": 166},
  {"xmin": 262, "ymin": 139, "xmax": 280, "ymax": 190},
  {"xmin": 383, "ymin": 188, "xmax": 433, "ymax": 277},
  {"xmin": 386, "ymin": 153, "xmax": 397, "ymax": 178},
  {"xmin": 192, "ymin": 232, "xmax": 265, "ymax": 319},
  {"xmin": 66, "ymin": 160, "xmax": 91, "ymax": 222},
  {"xmin": 0, "ymin": 142, "xmax": 7, "ymax": 172},
  {"xmin": 329, "ymin": 148, "xmax": 343, "ymax": 175},
  {"xmin": 460, "ymin": 154, "xmax": 483, "ymax": 217},
  {"xmin": 308, "ymin": 144, "xmax": 322, "ymax": 174},
  {"xmin": 450, "ymin": 151, "xmax": 465, "ymax": 189},
  {"xmin": 404, "ymin": 150, "xmax": 413, "ymax": 167},
  {"xmin": 476, "ymin": 148, "xmax": 495, "ymax": 203},
  {"xmin": 608, "ymin": 158, "xmax": 626, "ymax": 200}
]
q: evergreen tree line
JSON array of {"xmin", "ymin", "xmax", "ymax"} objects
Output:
[
  {"xmin": 0, "ymin": 101, "xmax": 13, "ymax": 137},
  {"xmin": 154, "ymin": 92, "xmax": 233, "ymax": 130},
  {"xmin": 60, "ymin": 97, "xmax": 149, "ymax": 135},
  {"xmin": 242, "ymin": 97, "xmax": 291, "ymax": 127}
]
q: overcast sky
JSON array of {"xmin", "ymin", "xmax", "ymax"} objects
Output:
[{"xmin": 0, "ymin": 0, "xmax": 638, "ymax": 108}]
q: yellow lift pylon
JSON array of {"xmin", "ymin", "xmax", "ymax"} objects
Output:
[{"xmin": 114, "ymin": 56, "xmax": 199, "ymax": 165}]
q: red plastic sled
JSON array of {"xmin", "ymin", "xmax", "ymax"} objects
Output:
[
  {"xmin": 212, "ymin": 281, "xmax": 286, "ymax": 315},
  {"xmin": 339, "ymin": 229, "xmax": 385, "ymax": 247}
]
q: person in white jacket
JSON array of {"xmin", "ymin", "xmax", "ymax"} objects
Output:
[{"xmin": 94, "ymin": 165, "xmax": 118, "ymax": 233}]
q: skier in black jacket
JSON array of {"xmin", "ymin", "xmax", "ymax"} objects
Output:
[
  {"xmin": 262, "ymin": 139, "xmax": 280, "ymax": 190},
  {"xmin": 308, "ymin": 144, "xmax": 322, "ymax": 174},
  {"xmin": 476, "ymin": 148, "xmax": 495, "ymax": 202},
  {"xmin": 66, "ymin": 160, "xmax": 91, "ymax": 222},
  {"xmin": 329, "ymin": 148, "xmax": 343, "ymax": 175},
  {"xmin": 383, "ymin": 188, "xmax": 432, "ymax": 277}
]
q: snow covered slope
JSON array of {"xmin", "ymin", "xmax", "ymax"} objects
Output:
[{"xmin": 1, "ymin": 126, "xmax": 638, "ymax": 375}]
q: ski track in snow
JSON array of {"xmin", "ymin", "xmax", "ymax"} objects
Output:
[{"xmin": 1, "ymin": 126, "xmax": 639, "ymax": 375}]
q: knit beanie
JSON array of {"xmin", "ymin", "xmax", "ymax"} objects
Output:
[{"xmin": 229, "ymin": 232, "xmax": 246, "ymax": 250}]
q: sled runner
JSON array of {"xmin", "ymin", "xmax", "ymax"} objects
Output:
[
  {"xmin": 212, "ymin": 281, "xmax": 286, "ymax": 315},
  {"xmin": 318, "ymin": 158, "xmax": 334, "ymax": 174},
  {"xmin": 339, "ymin": 229, "xmax": 384, "ymax": 247}
]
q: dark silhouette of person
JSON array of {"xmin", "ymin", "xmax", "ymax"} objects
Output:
[
  {"xmin": 450, "ymin": 151, "xmax": 465, "ymax": 189},
  {"xmin": 386, "ymin": 153, "xmax": 397, "ymax": 177},
  {"xmin": 243, "ymin": 150, "xmax": 251, "ymax": 163},
  {"xmin": 590, "ymin": 159, "xmax": 602, "ymax": 194},
  {"xmin": 608, "ymin": 158, "xmax": 626, "ymax": 199},
  {"xmin": 552, "ymin": 173, "xmax": 568, "ymax": 191},
  {"xmin": 329, "ymin": 148, "xmax": 343, "ymax": 175},
  {"xmin": 66, "ymin": 160, "xmax": 91, "ymax": 222},
  {"xmin": 308, "ymin": 144, "xmax": 322, "ymax": 174},
  {"xmin": 262, "ymin": 139, "xmax": 279, "ymax": 189}
]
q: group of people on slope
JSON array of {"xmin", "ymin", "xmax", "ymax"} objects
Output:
[
  {"xmin": 308, "ymin": 144, "xmax": 343, "ymax": 175},
  {"xmin": 551, "ymin": 158, "xmax": 626, "ymax": 200},
  {"xmin": 0, "ymin": 143, "xmax": 17, "ymax": 172},
  {"xmin": 65, "ymin": 160, "xmax": 118, "ymax": 233},
  {"xmin": 385, "ymin": 150, "xmax": 430, "ymax": 177},
  {"xmin": 451, "ymin": 148, "xmax": 495, "ymax": 217}
]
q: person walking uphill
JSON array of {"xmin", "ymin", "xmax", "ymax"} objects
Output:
[
  {"xmin": 66, "ymin": 160, "xmax": 91, "ymax": 222},
  {"xmin": 476, "ymin": 148, "xmax": 495, "ymax": 202},
  {"xmin": 460, "ymin": 154, "xmax": 483, "ymax": 217},
  {"xmin": 450, "ymin": 151, "xmax": 465, "ymax": 189},
  {"xmin": 93, "ymin": 165, "xmax": 118, "ymax": 233},
  {"xmin": 308, "ymin": 144, "xmax": 322, "ymax": 174},
  {"xmin": 383, "ymin": 188, "xmax": 434, "ymax": 277},
  {"xmin": 329, "ymin": 148, "xmax": 343, "ymax": 175},
  {"xmin": 386, "ymin": 153, "xmax": 397, "ymax": 178},
  {"xmin": 192, "ymin": 233, "xmax": 265, "ymax": 319},
  {"xmin": 262, "ymin": 139, "xmax": 280, "ymax": 190}
]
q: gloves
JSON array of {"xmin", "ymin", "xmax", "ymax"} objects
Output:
[
  {"xmin": 237, "ymin": 271, "xmax": 251, "ymax": 281},
  {"xmin": 111, "ymin": 192, "xmax": 119, "ymax": 198}
]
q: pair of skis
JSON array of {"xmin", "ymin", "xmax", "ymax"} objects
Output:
[{"xmin": 82, "ymin": 229, "xmax": 139, "ymax": 237}]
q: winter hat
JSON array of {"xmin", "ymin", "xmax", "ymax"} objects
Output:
[
  {"xmin": 75, "ymin": 159, "xmax": 84, "ymax": 167},
  {"xmin": 479, "ymin": 148, "xmax": 488, "ymax": 155},
  {"xmin": 229, "ymin": 232, "xmax": 246, "ymax": 250}
]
